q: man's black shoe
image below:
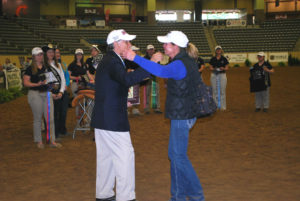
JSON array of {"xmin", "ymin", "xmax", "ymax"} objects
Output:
[{"xmin": 96, "ymin": 196, "xmax": 116, "ymax": 201}]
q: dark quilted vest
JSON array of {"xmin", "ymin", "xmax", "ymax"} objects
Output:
[{"xmin": 165, "ymin": 50, "xmax": 200, "ymax": 119}]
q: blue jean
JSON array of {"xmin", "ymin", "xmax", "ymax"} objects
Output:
[{"xmin": 168, "ymin": 118, "xmax": 205, "ymax": 201}]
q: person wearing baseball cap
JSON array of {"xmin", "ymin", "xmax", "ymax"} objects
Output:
[
  {"xmin": 91, "ymin": 29, "xmax": 150, "ymax": 201},
  {"xmin": 43, "ymin": 43, "xmax": 66, "ymax": 144},
  {"xmin": 250, "ymin": 52, "xmax": 274, "ymax": 112},
  {"xmin": 85, "ymin": 44, "xmax": 103, "ymax": 83},
  {"xmin": 209, "ymin": 45, "xmax": 229, "ymax": 111},
  {"xmin": 23, "ymin": 47, "xmax": 61, "ymax": 149},
  {"xmin": 143, "ymin": 44, "xmax": 163, "ymax": 114},
  {"xmin": 123, "ymin": 30, "xmax": 205, "ymax": 201}
]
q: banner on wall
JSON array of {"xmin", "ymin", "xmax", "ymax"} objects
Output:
[
  {"xmin": 66, "ymin": 19, "xmax": 77, "ymax": 27},
  {"xmin": 224, "ymin": 53, "xmax": 247, "ymax": 63},
  {"xmin": 268, "ymin": 52, "xmax": 288, "ymax": 62},
  {"xmin": 226, "ymin": 19, "xmax": 247, "ymax": 27},
  {"xmin": 3, "ymin": 69, "xmax": 22, "ymax": 90},
  {"xmin": 95, "ymin": 20, "xmax": 105, "ymax": 27}
]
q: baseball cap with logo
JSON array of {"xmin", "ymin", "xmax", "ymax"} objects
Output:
[
  {"xmin": 131, "ymin": 46, "xmax": 140, "ymax": 51},
  {"xmin": 107, "ymin": 29, "xmax": 136, "ymax": 45},
  {"xmin": 147, "ymin": 44, "xmax": 155, "ymax": 50},
  {"xmin": 257, "ymin": 52, "xmax": 265, "ymax": 57},
  {"xmin": 157, "ymin": 31, "xmax": 189, "ymax": 48},
  {"xmin": 32, "ymin": 47, "xmax": 43, "ymax": 55},
  {"xmin": 75, "ymin": 48, "xmax": 84, "ymax": 54},
  {"xmin": 215, "ymin": 46, "xmax": 222, "ymax": 50}
]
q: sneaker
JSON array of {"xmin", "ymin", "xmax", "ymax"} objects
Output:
[
  {"xmin": 49, "ymin": 142, "xmax": 62, "ymax": 148},
  {"xmin": 154, "ymin": 110, "xmax": 163, "ymax": 114},
  {"xmin": 37, "ymin": 143, "xmax": 45, "ymax": 149},
  {"xmin": 255, "ymin": 108, "xmax": 261, "ymax": 112},
  {"xmin": 263, "ymin": 108, "xmax": 268, "ymax": 112}
]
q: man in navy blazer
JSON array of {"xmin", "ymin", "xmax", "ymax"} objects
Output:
[{"xmin": 91, "ymin": 29, "xmax": 150, "ymax": 201}]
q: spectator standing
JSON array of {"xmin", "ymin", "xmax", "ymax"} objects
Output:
[
  {"xmin": 43, "ymin": 44, "xmax": 66, "ymax": 142},
  {"xmin": 250, "ymin": 52, "xmax": 274, "ymax": 112},
  {"xmin": 86, "ymin": 45, "xmax": 103, "ymax": 83},
  {"xmin": 209, "ymin": 46, "xmax": 229, "ymax": 111},
  {"xmin": 55, "ymin": 48, "xmax": 70, "ymax": 136},
  {"xmin": 125, "ymin": 45, "xmax": 143, "ymax": 116},
  {"xmin": 23, "ymin": 47, "xmax": 61, "ymax": 148},
  {"xmin": 143, "ymin": 44, "xmax": 163, "ymax": 114},
  {"xmin": 187, "ymin": 43, "xmax": 205, "ymax": 75},
  {"xmin": 68, "ymin": 49, "xmax": 88, "ymax": 118}
]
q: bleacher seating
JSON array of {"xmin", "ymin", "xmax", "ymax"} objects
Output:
[
  {"xmin": 213, "ymin": 19, "xmax": 300, "ymax": 52},
  {"xmin": 1, "ymin": 16, "xmax": 299, "ymax": 55}
]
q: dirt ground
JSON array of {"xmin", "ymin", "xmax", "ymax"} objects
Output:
[{"xmin": 0, "ymin": 66, "xmax": 300, "ymax": 201}]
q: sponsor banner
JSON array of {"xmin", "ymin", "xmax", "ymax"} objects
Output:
[
  {"xmin": 224, "ymin": 53, "xmax": 247, "ymax": 63},
  {"xmin": 66, "ymin": 19, "xmax": 77, "ymax": 27},
  {"xmin": 95, "ymin": 20, "xmax": 105, "ymax": 27},
  {"xmin": 268, "ymin": 52, "xmax": 288, "ymax": 62},
  {"xmin": 128, "ymin": 85, "xmax": 140, "ymax": 105},
  {"xmin": 226, "ymin": 19, "xmax": 247, "ymax": 27},
  {"xmin": 3, "ymin": 69, "xmax": 22, "ymax": 90}
]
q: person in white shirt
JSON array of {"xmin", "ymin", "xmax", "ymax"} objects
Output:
[{"xmin": 42, "ymin": 44, "xmax": 66, "ymax": 142}]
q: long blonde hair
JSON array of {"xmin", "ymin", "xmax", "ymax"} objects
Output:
[
  {"xmin": 186, "ymin": 43, "xmax": 199, "ymax": 60},
  {"xmin": 31, "ymin": 54, "xmax": 44, "ymax": 74}
]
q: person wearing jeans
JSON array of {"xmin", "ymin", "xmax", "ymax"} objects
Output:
[
  {"xmin": 209, "ymin": 46, "xmax": 229, "ymax": 111},
  {"xmin": 169, "ymin": 118, "xmax": 204, "ymax": 200},
  {"xmin": 123, "ymin": 30, "xmax": 205, "ymax": 201}
]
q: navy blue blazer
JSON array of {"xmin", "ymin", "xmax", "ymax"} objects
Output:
[{"xmin": 91, "ymin": 51, "xmax": 150, "ymax": 132}]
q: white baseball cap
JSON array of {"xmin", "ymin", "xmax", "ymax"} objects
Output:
[
  {"xmin": 131, "ymin": 46, "xmax": 140, "ymax": 51},
  {"xmin": 32, "ymin": 47, "xmax": 43, "ymax": 55},
  {"xmin": 75, "ymin": 48, "xmax": 84, "ymax": 54},
  {"xmin": 91, "ymin": 45, "xmax": 100, "ymax": 53},
  {"xmin": 146, "ymin": 44, "xmax": 155, "ymax": 50},
  {"xmin": 157, "ymin": 31, "xmax": 189, "ymax": 48},
  {"xmin": 107, "ymin": 29, "xmax": 136, "ymax": 45},
  {"xmin": 215, "ymin": 46, "xmax": 222, "ymax": 50},
  {"xmin": 257, "ymin": 52, "xmax": 265, "ymax": 57}
]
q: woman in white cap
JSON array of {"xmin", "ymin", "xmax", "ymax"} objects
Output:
[
  {"xmin": 23, "ymin": 47, "xmax": 61, "ymax": 148},
  {"xmin": 123, "ymin": 30, "xmax": 205, "ymax": 201},
  {"xmin": 250, "ymin": 52, "xmax": 274, "ymax": 112},
  {"xmin": 209, "ymin": 45, "xmax": 229, "ymax": 111},
  {"xmin": 43, "ymin": 44, "xmax": 66, "ymax": 144},
  {"xmin": 86, "ymin": 44, "xmax": 103, "ymax": 83},
  {"xmin": 68, "ymin": 48, "xmax": 88, "ymax": 97}
]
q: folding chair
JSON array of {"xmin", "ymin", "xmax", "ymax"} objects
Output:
[{"xmin": 71, "ymin": 89, "xmax": 95, "ymax": 139}]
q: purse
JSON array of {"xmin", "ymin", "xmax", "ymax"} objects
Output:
[{"xmin": 192, "ymin": 77, "xmax": 217, "ymax": 118}]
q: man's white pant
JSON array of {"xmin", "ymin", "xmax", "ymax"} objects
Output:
[{"xmin": 95, "ymin": 129, "xmax": 136, "ymax": 201}]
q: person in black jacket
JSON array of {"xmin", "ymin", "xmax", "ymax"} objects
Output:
[
  {"xmin": 91, "ymin": 29, "xmax": 150, "ymax": 201},
  {"xmin": 123, "ymin": 31, "xmax": 205, "ymax": 201},
  {"xmin": 250, "ymin": 52, "xmax": 274, "ymax": 112}
]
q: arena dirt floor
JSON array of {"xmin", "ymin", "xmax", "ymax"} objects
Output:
[{"xmin": 0, "ymin": 66, "xmax": 300, "ymax": 201}]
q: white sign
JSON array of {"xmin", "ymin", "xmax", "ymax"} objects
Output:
[
  {"xmin": 66, "ymin": 19, "xmax": 77, "ymax": 27},
  {"xmin": 224, "ymin": 53, "xmax": 247, "ymax": 63},
  {"xmin": 226, "ymin": 19, "xmax": 247, "ymax": 27},
  {"xmin": 3, "ymin": 69, "xmax": 22, "ymax": 90},
  {"xmin": 95, "ymin": 20, "xmax": 105, "ymax": 27},
  {"xmin": 268, "ymin": 52, "xmax": 288, "ymax": 62}
]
